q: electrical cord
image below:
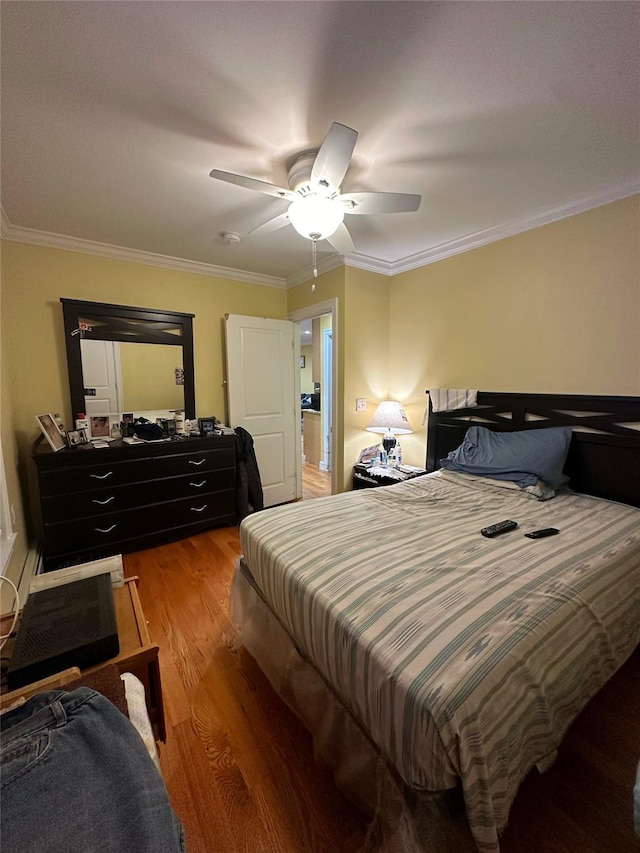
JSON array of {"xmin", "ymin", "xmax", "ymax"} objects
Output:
[{"xmin": 0, "ymin": 575, "xmax": 20, "ymax": 652}]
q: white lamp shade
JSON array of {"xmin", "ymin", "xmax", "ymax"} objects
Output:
[
  {"xmin": 288, "ymin": 194, "xmax": 344, "ymax": 240},
  {"xmin": 366, "ymin": 401, "xmax": 412, "ymax": 435}
]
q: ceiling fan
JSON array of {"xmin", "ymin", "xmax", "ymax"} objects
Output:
[{"xmin": 209, "ymin": 122, "xmax": 421, "ymax": 258}]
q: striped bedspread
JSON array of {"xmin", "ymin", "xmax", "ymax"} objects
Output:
[{"xmin": 239, "ymin": 471, "xmax": 640, "ymax": 851}]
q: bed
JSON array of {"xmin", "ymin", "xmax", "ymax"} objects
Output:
[{"xmin": 231, "ymin": 392, "xmax": 640, "ymax": 852}]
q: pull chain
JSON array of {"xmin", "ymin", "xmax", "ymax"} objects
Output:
[{"xmin": 311, "ymin": 234, "xmax": 319, "ymax": 292}]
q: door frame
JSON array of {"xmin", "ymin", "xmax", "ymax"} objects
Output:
[
  {"xmin": 321, "ymin": 327, "xmax": 332, "ymax": 472},
  {"xmin": 288, "ymin": 298, "xmax": 338, "ymax": 496}
]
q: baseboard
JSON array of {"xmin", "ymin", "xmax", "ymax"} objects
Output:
[
  {"xmin": 0, "ymin": 531, "xmax": 16, "ymax": 577},
  {"xmin": 30, "ymin": 554, "xmax": 124, "ymax": 592},
  {"xmin": 21, "ymin": 543, "xmax": 42, "ymax": 592},
  {"xmin": 0, "ymin": 542, "xmax": 41, "ymax": 611}
]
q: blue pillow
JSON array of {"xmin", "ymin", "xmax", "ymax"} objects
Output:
[{"xmin": 440, "ymin": 426, "xmax": 572, "ymax": 489}]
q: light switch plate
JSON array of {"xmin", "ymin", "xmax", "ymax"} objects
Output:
[{"xmin": 356, "ymin": 398, "xmax": 367, "ymax": 412}]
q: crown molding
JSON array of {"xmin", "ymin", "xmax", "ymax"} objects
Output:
[
  {"xmin": 0, "ymin": 211, "xmax": 287, "ymax": 289},
  {"xmin": 343, "ymin": 252, "xmax": 394, "ymax": 275},
  {"xmin": 285, "ymin": 253, "xmax": 344, "ymax": 288},
  {"xmin": 345, "ymin": 177, "xmax": 640, "ymax": 276},
  {"xmin": 3, "ymin": 177, "xmax": 638, "ymax": 285}
]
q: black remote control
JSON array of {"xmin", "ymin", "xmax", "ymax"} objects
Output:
[
  {"xmin": 524, "ymin": 528, "xmax": 559, "ymax": 539},
  {"xmin": 480, "ymin": 520, "xmax": 518, "ymax": 538}
]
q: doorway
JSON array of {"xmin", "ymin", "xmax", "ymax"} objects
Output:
[{"xmin": 290, "ymin": 299, "xmax": 338, "ymax": 496}]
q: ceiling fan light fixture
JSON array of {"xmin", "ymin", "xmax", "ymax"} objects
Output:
[{"xmin": 288, "ymin": 194, "xmax": 344, "ymax": 240}]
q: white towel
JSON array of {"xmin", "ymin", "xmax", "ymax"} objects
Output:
[{"xmin": 429, "ymin": 389, "xmax": 478, "ymax": 413}]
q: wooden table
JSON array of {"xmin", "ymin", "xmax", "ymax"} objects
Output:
[{"xmin": 0, "ymin": 577, "xmax": 165, "ymax": 741}]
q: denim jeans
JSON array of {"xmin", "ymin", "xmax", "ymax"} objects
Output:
[{"xmin": 1, "ymin": 687, "xmax": 184, "ymax": 853}]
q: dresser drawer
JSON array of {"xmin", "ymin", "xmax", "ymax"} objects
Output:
[
  {"xmin": 39, "ymin": 458, "xmax": 156, "ymax": 497},
  {"xmin": 154, "ymin": 490, "xmax": 236, "ymax": 528},
  {"xmin": 154, "ymin": 447, "xmax": 235, "ymax": 479},
  {"xmin": 153, "ymin": 467, "xmax": 235, "ymax": 502},
  {"xmin": 41, "ymin": 482, "xmax": 153, "ymax": 523},
  {"xmin": 43, "ymin": 506, "xmax": 157, "ymax": 557},
  {"xmin": 34, "ymin": 435, "xmax": 237, "ymax": 569}
]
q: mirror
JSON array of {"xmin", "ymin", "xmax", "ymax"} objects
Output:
[
  {"xmin": 61, "ymin": 299, "xmax": 195, "ymax": 420},
  {"xmin": 80, "ymin": 339, "xmax": 185, "ymax": 412}
]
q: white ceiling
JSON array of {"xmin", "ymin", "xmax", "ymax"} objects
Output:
[{"xmin": 1, "ymin": 1, "xmax": 638, "ymax": 286}]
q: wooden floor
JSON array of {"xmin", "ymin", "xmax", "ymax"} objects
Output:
[
  {"xmin": 301, "ymin": 460, "xmax": 332, "ymax": 500},
  {"xmin": 125, "ymin": 525, "xmax": 640, "ymax": 853}
]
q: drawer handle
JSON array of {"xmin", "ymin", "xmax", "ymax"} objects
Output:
[
  {"xmin": 90, "ymin": 471, "xmax": 113, "ymax": 480},
  {"xmin": 189, "ymin": 459, "xmax": 206, "ymax": 466},
  {"xmin": 190, "ymin": 505, "xmax": 208, "ymax": 513},
  {"xmin": 92, "ymin": 496, "xmax": 115, "ymax": 505},
  {"xmin": 189, "ymin": 481, "xmax": 206, "ymax": 488},
  {"xmin": 95, "ymin": 524, "xmax": 117, "ymax": 534}
]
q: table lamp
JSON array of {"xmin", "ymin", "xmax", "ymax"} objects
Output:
[{"xmin": 366, "ymin": 401, "xmax": 412, "ymax": 462}]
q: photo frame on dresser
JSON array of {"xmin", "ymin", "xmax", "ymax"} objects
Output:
[
  {"xmin": 89, "ymin": 415, "xmax": 110, "ymax": 438},
  {"xmin": 35, "ymin": 414, "xmax": 66, "ymax": 452},
  {"xmin": 66, "ymin": 428, "xmax": 89, "ymax": 447},
  {"xmin": 198, "ymin": 417, "xmax": 216, "ymax": 435}
]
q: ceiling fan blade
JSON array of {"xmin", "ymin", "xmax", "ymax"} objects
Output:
[
  {"xmin": 326, "ymin": 222, "xmax": 355, "ymax": 256},
  {"xmin": 341, "ymin": 192, "xmax": 421, "ymax": 214},
  {"xmin": 249, "ymin": 212, "xmax": 291, "ymax": 236},
  {"xmin": 310, "ymin": 123, "xmax": 358, "ymax": 190},
  {"xmin": 209, "ymin": 169, "xmax": 296, "ymax": 201}
]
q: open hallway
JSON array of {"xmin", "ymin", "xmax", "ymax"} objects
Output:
[{"xmin": 301, "ymin": 461, "xmax": 331, "ymax": 501}]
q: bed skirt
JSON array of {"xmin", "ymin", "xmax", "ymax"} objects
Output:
[{"xmin": 230, "ymin": 558, "xmax": 476, "ymax": 853}]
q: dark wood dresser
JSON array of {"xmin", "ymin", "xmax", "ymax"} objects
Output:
[{"xmin": 33, "ymin": 435, "xmax": 237, "ymax": 570}]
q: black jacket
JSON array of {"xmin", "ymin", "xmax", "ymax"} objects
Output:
[{"xmin": 234, "ymin": 426, "xmax": 264, "ymax": 521}]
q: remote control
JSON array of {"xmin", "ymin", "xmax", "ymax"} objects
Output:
[
  {"xmin": 524, "ymin": 528, "xmax": 559, "ymax": 539},
  {"xmin": 480, "ymin": 520, "xmax": 518, "ymax": 537}
]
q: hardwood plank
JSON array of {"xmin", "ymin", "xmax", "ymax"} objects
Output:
[
  {"xmin": 302, "ymin": 461, "xmax": 331, "ymax": 500},
  {"xmin": 128, "ymin": 524, "xmax": 640, "ymax": 852},
  {"xmin": 159, "ymin": 717, "xmax": 240, "ymax": 853}
]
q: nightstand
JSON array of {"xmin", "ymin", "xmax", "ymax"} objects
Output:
[
  {"xmin": 352, "ymin": 463, "xmax": 427, "ymax": 490},
  {"xmin": 0, "ymin": 577, "xmax": 165, "ymax": 741}
]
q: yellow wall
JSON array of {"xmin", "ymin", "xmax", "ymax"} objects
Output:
[
  {"xmin": 343, "ymin": 267, "xmax": 391, "ymax": 482},
  {"xmin": 0, "ymin": 240, "xmax": 287, "ymax": 575},
  {"xmin": 2, "ymin": 194, "xmax": 638, "ymax": 578},
  {"xmin": 119, "ymin": 341, "xmax": 184, "ymax": 412},
  {"xmin": 389, "ymin": 195, "xmax": 640, "ymax": 466},
  {"xmin": 334, "ymin": 196, "xmax": 639, "ymax": 473},
  {"xmin": 0, "ymin": 276, "xmax": 26, "ymax": 602}
]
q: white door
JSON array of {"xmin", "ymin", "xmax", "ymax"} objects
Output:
[
  {"xmin": 225, "ymin": 315, "xmax": 300, "ymax": 507},
  {"xmin": 80, "ymin": 339, "xmax": 122, "ymax": 414}
]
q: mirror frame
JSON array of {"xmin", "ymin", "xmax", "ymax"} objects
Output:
[{"xmin": 61, "ymin": 298, "xmax": 196, "ymax": 421}]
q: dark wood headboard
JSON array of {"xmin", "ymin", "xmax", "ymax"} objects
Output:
[{"xmin": 426, "ymin": 392, "xmax": 640, "ymax": 508}]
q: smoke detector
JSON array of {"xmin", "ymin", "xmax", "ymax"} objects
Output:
[{"xmin": 222, "ymin": 232, "xmax": 241, "ymax": 245}]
